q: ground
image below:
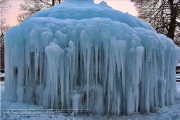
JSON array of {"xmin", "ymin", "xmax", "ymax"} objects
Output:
[{"xmin": 0, "ymin": 76, "xmax": 180, "ymax": 120}]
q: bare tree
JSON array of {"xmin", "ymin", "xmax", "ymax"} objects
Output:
[
  {"xmin": 133, "ymin": 0, "xmax": 180, "ymax": 44},
  {"xmin": 0, "ymin": 0, "xmax": 10, "ymax": 72},
  {"xmin": 0, "ymin": 0, "xmax": 10, "ymax": 42},
  {"xmin": 174, "ymin": 27, "xmax": 180, "ymax": 46},
  {"xmin": 18, "ymin": 0, "xmax": 62, "ymax": 23}
]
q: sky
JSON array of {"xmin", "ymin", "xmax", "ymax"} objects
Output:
[{"xmin": 3, "ymin": 0, "xmax": 137, "ymax": 26}]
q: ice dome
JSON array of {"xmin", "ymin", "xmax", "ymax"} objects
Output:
[{"xmin": 4, "ymin": 0, "xmax": 180, "ymax": 115}]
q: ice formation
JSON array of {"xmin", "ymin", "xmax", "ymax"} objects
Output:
[{"xmin": 4, "ymin": 0, "xmax": 180, "ymax": 115}]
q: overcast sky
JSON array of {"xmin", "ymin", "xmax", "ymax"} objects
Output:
[{"xmin": 4, "ymin": 0, "xmax": 137, "ymax": 26}]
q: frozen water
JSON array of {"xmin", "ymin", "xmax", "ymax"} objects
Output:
[
  {"xmin": 1, "ymin": 81, "xmax": 180, "ymax": 120},
  {"xmin": 4, "ymin": 0, "xmax": 180, "ymax": 115}
]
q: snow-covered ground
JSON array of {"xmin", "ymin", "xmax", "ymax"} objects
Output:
[
  {"xmin": 1, "ymin": 81, "xmax": 180, "ymax": 120},
  {"xmin": 177, "ymin": 74, "xmax": 180, "ymax": 79},
  {"xmin": 0, "ymin": 72, "xmax": 5, "ymax": 78}
]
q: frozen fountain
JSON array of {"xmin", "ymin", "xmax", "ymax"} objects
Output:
[{"xmin": 4, "ymin": 0, "xmax": 180, "ymax": 115}]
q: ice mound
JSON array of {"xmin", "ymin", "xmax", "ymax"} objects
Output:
[{"xmin": 4, "ymin": 0, "xmax": 180, "ymax": 115}]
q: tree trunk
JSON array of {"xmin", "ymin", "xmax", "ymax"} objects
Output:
[
  {"xmin": 52, "ymin": 0, "xmax": 55, "ymax": 6},
  {"xmin": 167, "ymin": 0, "xmax": 176, "ymax": 40}
]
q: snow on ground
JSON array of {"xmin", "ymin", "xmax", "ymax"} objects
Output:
[
  {"xmin": 177, "ymin": 74, "xmax": 180, "ymax": 79},
  {"xmin": 177, "ymin": 63, "xmax": 180, "ymax": 67},
  {"xmin": 0, "ymin": 72, "xmax": 5, "ymax": 78},
  {"xmin": 177, "ymin": 82, "xmax": 180, "ymax": 92},
  {"xmin": 1, "ymin": 81, "xmax": 180, "ymax": 120}
]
